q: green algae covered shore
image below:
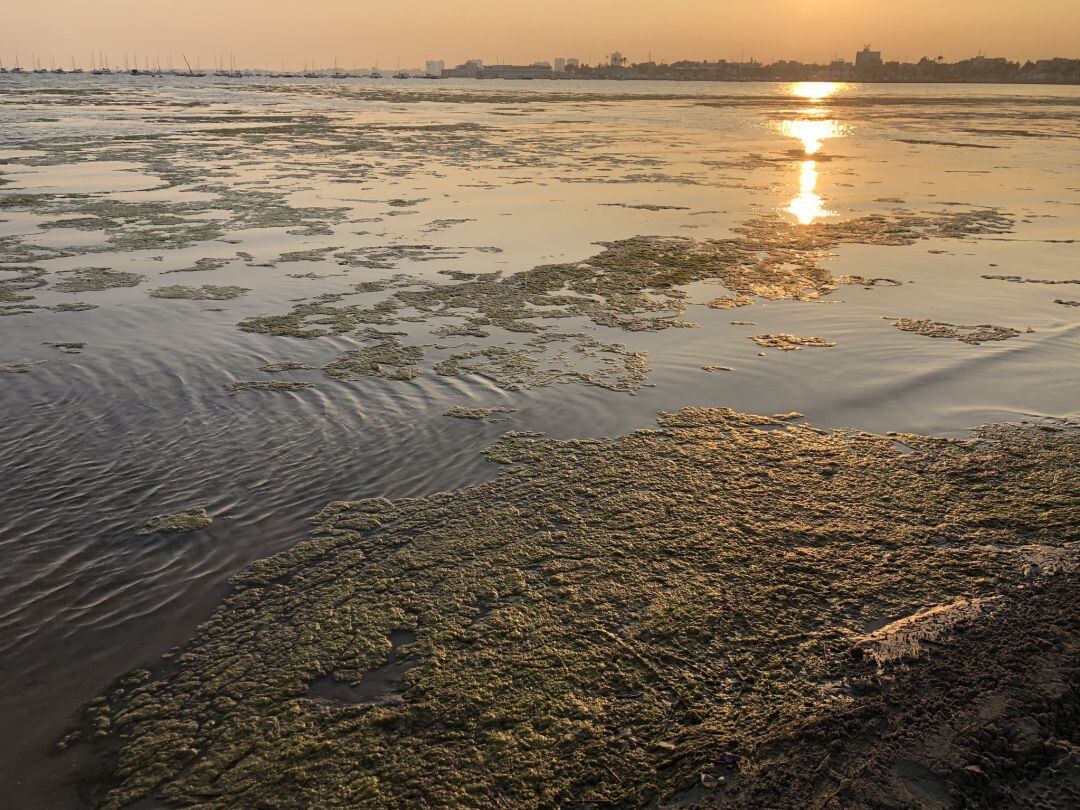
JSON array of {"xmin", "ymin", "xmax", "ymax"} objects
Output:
[{"xmin": 72, "ymin": 409, "xmax": 1078, "ymax": 808}]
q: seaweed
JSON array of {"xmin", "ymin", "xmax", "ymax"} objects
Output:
[
  {"xmin": 136, "ymin": 507, "xmax": 213, "ymax": 536},
  {"xmin": 52, "ymin": 267, "xmax": 144, "ymax": 293},
  {"xmin": 258, "ymin": 361, "xmax": 314, "ymax": 373},
  {"xmin": 78, "ymin": 410, "xmax": 1079, "ymax": 809},
  {"xmin": 225, "ymin": 381, "xmax": 317, "ymax": 395},
  {"xmin": 0, "ymin": 360, "xmax": 40, "ymax": 374},
  {"xmin": 750, "ymin": 334, "xmax": 836, "ymax": 351},
  {"xmin": 444, "ymin": 406, "xmax": 517, "ymax": 421},
  {"xmin": 43, "ymin": 341, "xmax": 86, "ymax": 354},
  {"xmin": 890, "ymin": 318, "xmax": 1024, "ymax": 345},
  {"xmin": 148, "ymin": 285, "xmax": 249, "ymax": 301}
]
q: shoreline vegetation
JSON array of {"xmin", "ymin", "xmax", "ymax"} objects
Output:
[{"xmin": 69, "ymin": 408, "xmax": 1078, "ymax": 809}]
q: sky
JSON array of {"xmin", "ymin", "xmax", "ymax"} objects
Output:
[{"xmin": 3, "ymin": 1, "xmax": 1078, "ymax": 70}]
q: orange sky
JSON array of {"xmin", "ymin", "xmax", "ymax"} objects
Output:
[{"xmin": 4, "ymin": 1, "xmax": 1078, "ymax": 70}]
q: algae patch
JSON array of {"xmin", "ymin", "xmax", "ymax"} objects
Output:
[
  {"xmin": 258, "ymin": 361, "xmax": 314, "ymax": 373},
  {"xmin": 78, "ymin": 409, "xmax": 1078, "ymax": 809},
  {"xmin": 0, "ymin": 360, "xmax": 40, "ymax": 374},
  {"xmin": 149, "ymin": 285, "xmax": 249, "ymax": 301},
  {"xmin": 750, "ymin": 333, "xmax": 836, "ymax": 351},
  {"xmin": 136, "ymin": 507, "xmax": 213, "ymax": 536},
  {"xmin": 444, "ymin": 406, "xmax": 517, "ymax": 421},
  {"xmin": 53, "ymin": 267, "xmax": 144, "ymax": 293},
  {"xmin": 225, "ymin": 380, "xmax": 317, "ymax": 395},
  {"xmin": 43, "ymin": 341, "xmax": 86, "ymax": 354},
  {"xmin": 890, "ymin": 318, "xmax": 1024, "ymax": 345}
]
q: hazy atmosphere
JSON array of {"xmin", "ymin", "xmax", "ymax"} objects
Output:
[{"xmin": 5, "ymin": 0, "xmax": 1080, "ymax": 67}]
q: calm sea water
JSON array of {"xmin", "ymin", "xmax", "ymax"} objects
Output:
[{"xmin": 1, "ymin": 76, "xmax": 1078, "ymax": 806}]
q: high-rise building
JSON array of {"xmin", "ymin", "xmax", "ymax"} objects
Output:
[
  {"xmin": 554, "ymin": 57, "xmax": 567, "ymax": 73},
  {"xmin": 610, "ymin": 52, "xmax": 627, "ymax": 68},
  {"xmin": 425, "ymin": 59, "xmax": 445, "ymax": 77},
  {"xmin": 855, "ymin": 47, "xmax": 883, "ymax": 68}
]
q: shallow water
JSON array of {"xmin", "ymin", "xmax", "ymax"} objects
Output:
[{"xmin": 0, "ymin": 75, "xmax": 1078, "ymax": 806}]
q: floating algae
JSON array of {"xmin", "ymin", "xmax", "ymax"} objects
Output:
[
  {"xmin": 0, "ymin": 360, "xmax": 40, "ymax": 374},
  {"xmin": 52, "ymin": 266, "xmax": 144, "ymax": 293},
  {"xmin": 982, "ymin": 274, "xmax": 1080, "ymax": 286},
  {"xmin": 242, "ymin": 210, "xmax": 1012, "ymax": 342},
  {"xmin": 0, "ymin": 265, "xmax": 47, "ymax": 305},
  {"xmin": 435, "ymin": 334, "xmax": 650, "ymax": 392},
  {"xmin": 702, "ymin": 365, "xmax": 734, "ymax": 373},
  {"xmin": 1056, "ymin": 299, "xmax": 1079, "ymax": 307},
  {"xmin": 42, "ymin": 341, "xmax": 86, "ymax": 354},
  {"xmin": 225, "ymin": 380, "xmax": 317, "ymax": 395},
  {"xmin": 148, "ymin": 285, "xmax": 250, "ymax": 301},
  {"xmin": 444, "ymin": 406, "xmax": 518, "ymax": 421},
  {"xmin": 751, "ymin": 333, "xmax": 836, "ymax": 351},
  {"xmin": 708, "ymin": 295, "xmax": 753, "ymax": 310},
  {"xmin": 77, "ymin": 409, "xmax": 1079, "ymax": 808},
  {"xmin": 323, "ymin": 337, "xmax": 424, "ymax": 382},
  {"xmin": 136, "ymin": 507, "xmax": 213, "ymax": 536},
  {"xmin": 162, "ymin": 257, "xmax": 231, "ymax": 274},
  {"xmin": 278, "ymin": 247, "xmax": 341, "ymax": 263},
  {"xmin": 601, "ymin": 203, "xmax": 691, "ymax": 211},
  {"xmin": 890, "ymin": 318, "xmax": 1024, "ymax": 345},
  {"xmin": 258, "ymin": 361, "xmax": 314, "ymax": 373}
]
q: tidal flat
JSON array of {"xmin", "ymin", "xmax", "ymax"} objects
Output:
[{"xmin": 0, "ymin": 76, "xmax": 1078, "ymax": 808}]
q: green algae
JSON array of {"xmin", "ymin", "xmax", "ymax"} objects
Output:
[
  {"xmin": 239, "ymin": 209, "xmax": 1012, "ymax": 352},
  {"xmin": 323, "ymin": 339, "xmax": 424, "ymax": 382},
  {"xmin": 136, "ymin": 507, "xmax": 213, "ymax": 536},
  {"xmin": 259, "ymin": 361, "xmax": 314, "ymax": 373},
  {"xmin": 435, "ymin": 334, "xmax": 650, "ymax": 392},
  {"xmin": 278, "ymin": 247, "xmax": 341, "ymax": 263},
  {"xmin": 708, "ymin": 295, "xmax": 753, "ymax": 310},
  {"xmin": 78, "ymin": 409, "xmax": 1079, "ymax": 808},
  {"xmin": 52, "ymin": 266, "xmax": 145, "ymax": 293},
  {"xmin": 162, "ymin": 258, "xmax": 231, "ymax": 274},
  {"xmin": 43, "ymin": 341, "xmax": 86, "ymax": 354},
  {"xmin": 444, "ymin": 406, "xmax": 518, "ymax": 421},
  {"xmin": 225, "ymin": 380, "xmax": 317, "ymax": 395},
  {"xmin": 983, "ymin": 274, "xmax": 1080, "ymax": 285},
  {"xmin": 750, "ymin": 333, "xmax": 836, "ymax": 351},
  {"xmin": 0, "ymin": 360, "xmax": 40, "ymax": 374},
  {"xmin": 890, "ymin": 318, "xmax": 1025, "ymax": 345},
  {"xmin": 148, "ymin": 285, "xmax": 250, "ymax": 301}
]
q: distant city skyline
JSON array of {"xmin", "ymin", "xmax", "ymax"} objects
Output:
[{"xmin": 3, "ymin": 1, "xmax": 1079, "ymax": 70}]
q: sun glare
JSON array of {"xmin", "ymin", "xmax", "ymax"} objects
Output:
[
  {"xmin": 777, "ymin": 119, "xmax": 845, "ymax": 156},
  {"xmin": 790, "ymin": 81, "xmax": 842, "ymax": 102}
]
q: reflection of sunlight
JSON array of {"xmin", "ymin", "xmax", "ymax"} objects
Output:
[
  {"xmin": 787, "ymin": 160, "xmax": 833, "ymax": 225},
  {"xmin": 790, "ymin": 81, "xmax": 841, "ymax": 102},
  {"xmin": 778, "ymin": 119, "xmax": 845, "ymax": 155},
  {"xmin": 777, "ymin": 83, "xmax": 848, "ymax": 224}
]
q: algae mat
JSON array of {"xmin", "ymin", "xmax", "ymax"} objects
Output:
[{"xmin": 77, "ymin": 409, "xmax": 1078, "ymax": 808}]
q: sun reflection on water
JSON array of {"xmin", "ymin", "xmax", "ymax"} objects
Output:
[
  {"xmin": 787, "ymin": 160, "xmax": 832, "ymax": 225},
  {"xmin": 778, "ymin": 119, "xmax": 846, "ymax": 156},
  {"xmin": 790, "ymin": 81, "xmax": 843, "ymax": 102},
  {"xmin": 779, "ymin": 82, "xmax": 848, "ymax": 224}
]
